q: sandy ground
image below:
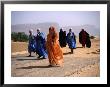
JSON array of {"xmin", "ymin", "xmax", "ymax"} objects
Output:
[
  {"xmin": 11, "ymin": 38, "xmax": 100, "ymax": 77},
  {"xmin": 11, "ymin": 42, "xmax": 28, "ymax": 53}
]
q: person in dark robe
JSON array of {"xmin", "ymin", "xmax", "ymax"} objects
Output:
[
  {"xmin": 79, "ymin": 29, "xmax": 86, "ymax": 48},
  {"xmin": 62, "ymin": 31, "xmax": 67, "ymax": 47},
  {"xmin": 85, "ymin": 31, "xmax": 91, "ymax": 48},
  {"xmin": 79, "ymin": 29, "xmax": 91, "ymax": 48},
  {"xmin": 67, "ymin": 28, "xmax": 76, "ymax": 54},
  {"xmin": 59, "ymin": 28, "xmax": 64, "ymax": 47}
]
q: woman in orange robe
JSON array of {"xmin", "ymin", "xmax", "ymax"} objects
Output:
[{"xmin": 46, "ymin": 26, "xmax": 63, "ymax": 67}]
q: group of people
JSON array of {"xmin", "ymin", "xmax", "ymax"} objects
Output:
[
  {"xmin": 28, "ymin": 26, "xmax": 63, "ymax": 67},
  {"xmin": 59, "ymin": 28, "xmax": 76, "ymax": 54},
  {"xmin": 28, "ymin": 29, "xmax": 47, "ymax": 59},
  {"xmin": 59, "ymin": 28, "xmax": 91, "ymax": 53},
  {"xmin": 28, "ymin": 26, "xmax": 91, "ymax": 67}
]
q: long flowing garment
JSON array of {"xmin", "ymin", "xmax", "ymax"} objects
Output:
[
  {"xmin": 28, "ymin": 34, "xmax": 36, "ymax": 53},
  {"xmin": 79, "ymin": 31, "xmax": 87, "ymax": 47},
  {"xmin": 67, "ymin": 32, "xmax": 76, "ymax": 49},
  {"xmin": 86, "ymin": 32, "xmax": 91, "ymax": 48},
  {"xmin": 63, "ymin": 31, "xmax": 67, "ymax": 47},
  {"xmin": 36, "ymin": 32, "xmax": 48, "ymax": 58},
  {"xmin": 59, "ymin": 31, "xmax": 67, "ymax": 47},
  {"xmin": 46, "ymin": 29, "xmax": 63, "ymax": 66},
  {"xmin": 59, "ymin": 30, "xmax": 64, "ymax": 47}
]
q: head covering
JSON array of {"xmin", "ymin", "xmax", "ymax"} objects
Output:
[
  {"xmin": 69, "ymin": 28, "xmax": 72, "ymax": 32},
  {"xmin": 37, "ymin": 28, "xmax": 40, "ymax": 31},
  {"xmin": 51, "ymin": 26, "xmax": 56, "ymax": 33},
  {"xmin": 29, "ymin": 29, "xmax": 33, "ymax": 32},
  {"xmin": 60, "ymin": 28, "xmax": 63, "ymax": 32},
  {"xmin": 61, "ymin": 27, "xmax": 63, "ymax": 30},
  {"xmin": 49, "ymin": 26, "xmax": 56, "ymax": 34},
  {"xmin": 37, "ymin": 28, "xmax": 41, "ymax": 34},
  {"xmin": 82, "ymin": 29, "xmax": 84, "ymax": 31}
]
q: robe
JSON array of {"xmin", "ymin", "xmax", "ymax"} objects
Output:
[
  {"xmin": 59, "ymin": 30, "xmax": 64, "ymax": 47},
  {"xmin": 79, "ymin": 30, "xmax": 91, "ymax": 48},
  {"xmin": 46, "ymin": 31, "xmax": 63, "ymax": 66},
  {"xmin": 67, "ymin": 32, "xmax": 76, "ymax": 49},
  {"xmin": 86, "ymin": 32, "xmax": 91, "ymax": 48},
  {"xmin": 36, "ymin": 32, "xmax": 48, "ymax": 58},
  {"xmin": 28, "ymin": 34, "xmax": 36, "ymax": 53},
  {"xmin": 59, "ymin": 31, "xmax": 67, "ymax": 47}
]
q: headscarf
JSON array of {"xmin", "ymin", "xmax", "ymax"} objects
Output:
[
  {"xmin": 69, "ymin": 28, "xmax": 73, "ymax": 36},
  {"xmin": 37, "ymin": 28, "xmax": 41, "ymax": 31},
  {"xmin": 29, "ymin": 29, "xmax": 33, "ymax": 35},
  {"xmin": 29, "ymin": 29, "xmax": 33, "ymax": 33}
]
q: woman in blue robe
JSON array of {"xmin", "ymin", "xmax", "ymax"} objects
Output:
[
  {"xmin": 67, "ymin": 28, "xmax": 76, "ymax": 54},
  {"xmin": 28, "ymin": 29, "xmax": 36, "ymax": 57},
  {"xmin": 35, "ymin": 28, "xmax": 48, "ymax": 59}
]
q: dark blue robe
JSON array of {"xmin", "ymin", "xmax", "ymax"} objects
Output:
[
  {"xmin": 36, "ymin": 32, "xmax": 48, "ymax": 58},
  {"xmin": 67, "ymin": 32, "xmax": 76, "ymax": 49}
]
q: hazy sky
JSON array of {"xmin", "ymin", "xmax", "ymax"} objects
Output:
[{"xmin": 11, "ymin": 11, "xmax": 100, "ymax": 28}]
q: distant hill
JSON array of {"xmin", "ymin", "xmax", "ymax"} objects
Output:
[
  {"xmin": 11, "ymin": 23, "xmax": 100, "ymax": 37},
  {"xmin": 11, "ymin": 22, "xmax": 60, "ymax": 36}
]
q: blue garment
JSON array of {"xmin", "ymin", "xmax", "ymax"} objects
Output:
[
  {"xmin": 36, "ymin": 32, "xmax": 48, "ymax": 58},
  {"xmin": 28, "ymin": 35, "xmax": 36, "ymax": 53},
  {"xmin": 67, "ymin": 32, "xmax": 76, "ymax": 49}
]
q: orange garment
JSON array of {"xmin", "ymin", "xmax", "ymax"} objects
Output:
[{"xmin": 46, "ymin": 26, "xmax": 63, "ymax": 66}]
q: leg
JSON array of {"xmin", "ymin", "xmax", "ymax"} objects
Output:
[
  {"xmin": 36, "ymin": 50, "xmax": 41, "ymax": 58},
  {"xmin": 28, "ymin": 52, "xmax": 31, "ymax": 57},
  {"xmin": 42, "ymin": 56, "xmax": 47, "ymax": 59},
  {"xmin": 37, "ymin": 54, "xmax": 41, "ymax": 58},
  {"xmin": 83, "ymin": 44, "xmax": 85, "ymax": 48},
  {"xmin": 82, "ymin": 43, "xmax": 85, "ymax": 48},
  {"xmin": 71, "ymin": 48, "xmax": 73, "ymax": 54},
  {"xmin": 36, "ymin": 52, "xmax": 37, "ymax": 55},
  {"xmin": 84, "ymin": 45, "xmax": 85, "ymax": 48},
  {"xmin": 41, "ymin": 50, "xmax": 48, "ymax": 59},
  {"xmin": 82, "ymin": 44, "xmax": 84, "ymax": 48}
]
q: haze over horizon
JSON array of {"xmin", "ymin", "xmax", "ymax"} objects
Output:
[{"xmin": 11, "ymin": 11, "xmax": 100, "ymax": 29}]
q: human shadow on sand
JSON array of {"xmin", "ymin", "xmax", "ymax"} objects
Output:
[
  {"xmin": 86, "ymin": 51, "xmax": 100, "ymax": 54},
  {"xmin": 16, "ymin": 57, "xmax": 46, "ymax": 61},
  {"xmin": 16, "ymin": 65, "xmax": 53, "ymax": 69},
  {"xmin": 76, "ymin": 47, "xmax": 83, "ymax": 48},
  {"xmin": 26, "ymin": 55, "xmax": 36, "ymax": 57},
  {"xmin": 63, "ymin": 52, "xmax": 72, "ymax": 55}
]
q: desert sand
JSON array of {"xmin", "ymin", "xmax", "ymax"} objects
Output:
[{"xmin": 11, "ymin": 38, "xmax": 100, "ymax": 77}]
